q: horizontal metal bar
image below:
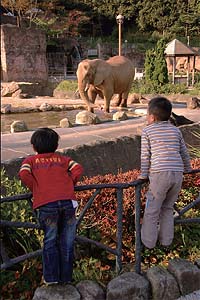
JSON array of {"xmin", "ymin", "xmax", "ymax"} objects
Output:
[
  {"xmin": 0, "ymin": 220, "xmax": 41, "ymax": 229},
  {"xmin": 75, "ymin": 235, "xmax": 117, "ymax": 255},
  {"xmin": 175, "ymin": 218, "xmax": 200, "ymax": 224},
  {"xmin": 175, "ymin": 196, "xmax": 200, "ymax": 217},
  {"xmin": 2, "ymin": 169, "xmax": 199, "ymax": 204},
  {"xmin": 0, "ymin": 193, "xmax": 32, "ymax": 203},
  {"xmin": 0, "ymin": 249, "xmax": 42, "ymax": 270}
]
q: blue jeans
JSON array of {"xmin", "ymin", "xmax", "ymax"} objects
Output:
[{"xmin": 38, "ymin": 200, "xmax": 76, "ymax": 283}]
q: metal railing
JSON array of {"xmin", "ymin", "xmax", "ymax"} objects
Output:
[{"xmin": 1, "ymin": 170, "xmax": 200, "ymax": 273}]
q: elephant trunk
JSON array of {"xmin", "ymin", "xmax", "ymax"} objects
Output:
[{"xmin": 78, "ymin": 80, "xmax": 95, "ymax": 112}]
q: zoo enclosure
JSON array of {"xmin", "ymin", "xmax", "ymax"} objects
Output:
[{"xmin": 1, "ymin": 169, "xmax": 200, "ymax": 274}]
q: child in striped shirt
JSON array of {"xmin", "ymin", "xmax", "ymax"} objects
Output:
[{"xmin": 139, "ymin": 96, "xmax": 191, "ymax": 249}]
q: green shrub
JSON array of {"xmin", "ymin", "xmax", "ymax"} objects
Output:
[{"xmin": 55, "ymin": 80, "xmax": 78, "ymax": 92}]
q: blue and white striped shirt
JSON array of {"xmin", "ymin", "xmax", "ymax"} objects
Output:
[{"xmin": 140, "ymin": 121, "xmax": 191, "ymax": 178}]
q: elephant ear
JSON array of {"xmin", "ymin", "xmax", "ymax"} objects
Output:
[{"xmin": 93, "ymin": 60, "xmax": 111, "ymax": 86}]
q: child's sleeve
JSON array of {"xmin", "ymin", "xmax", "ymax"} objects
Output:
[
  {"xmin": 67, "ymin": 158, "xmax": 84, "ymax": 184},
  {"xmin": 180, "ymin": 133, "xmax": 192, "ymax": 172},
  {"xmin": 140, "ymin": 129, "xmax": 151, "ymax": 179},
  {"xmin": 19, "ymin": 158, "xmax": 36, "ymax": 191}
]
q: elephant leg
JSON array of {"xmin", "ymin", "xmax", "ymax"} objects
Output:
[
  {"xmin": 119, "ymin": 89, "xmax": 130, "ymax": 108},
  {"xmin": 115, "ymin": 94, "xmax": 122, "ymax": 106},
  {"xmin": 87, "ymin": 87, "xmax": 97, "ymax": 112},
  {"xmin": 104, "ymin": 95, "xmax": 113, "ymax": 113},
  {"xmin": 119, "ymin": 98, "xmax": 127, "ymax": 107}
]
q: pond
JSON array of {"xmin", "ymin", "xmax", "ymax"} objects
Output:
[
  {"xmin": 1, "ymin": 109, "xmax": 115, "ymax": 134},
  {"xmin": 1, "ymin": 110, "xmax": 83, "ymax": 134}
]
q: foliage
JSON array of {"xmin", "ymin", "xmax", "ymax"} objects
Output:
[
  {"xmin": 54, "ymin": 80, "xmax": 78, "ymax": 92},
  {"xmin": 130, "ymin": 79, "xmax": 187, "ymax": 94},
  {"xmin": 1, "ymin": 0, "xmax": 38, "ymax": 26},
  {"xmin": 1, "ymin": 169, "xmax": 42, "ymax": 259},
  {"xmin": 152, "ymin": 39, "xmax": 169, "ymax": 85},
  {"xmin": 1, "ymin": 159, "xmax": 200, "ymax": 298},
  {"xmin": 144, "ymin": 49, "xmax": 155, "ymax": 82},
  {"xmin": 137, "ymin": 0, "xmax": 200, "ymax": 37},
  {"xmin": 1, "ymin": 0, "xmax": 200, "ymax": 39},
  {"xmin": 144, "ymin": 38, "xmax": 169, "ymax": 86},
  {"xmin": 188, "ymin": 131, "xmax": 200, "ymax": 158}
]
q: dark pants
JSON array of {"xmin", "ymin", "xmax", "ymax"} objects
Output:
[{"xmin": 38, "ymin": 200, "xmax": 76, "ymax": 283}]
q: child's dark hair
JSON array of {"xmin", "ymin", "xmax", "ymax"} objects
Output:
[
  {"xmin": 148, "ymin": 97, "xmax": 172, "ymax": 121},
  {"xmin": 31, "ymin": 128, "xmax": 59, "ymax": 154}
]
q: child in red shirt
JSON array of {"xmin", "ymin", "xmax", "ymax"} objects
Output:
[{"xmin": 19, "ymin": 128, "xmax": 83, "ymax": 285}]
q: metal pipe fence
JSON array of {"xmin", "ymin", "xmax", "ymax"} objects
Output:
[{"xmin": 1, "ymin": 170, "xmax": 199, "ymax": 273}]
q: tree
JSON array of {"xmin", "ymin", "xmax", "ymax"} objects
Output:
[
  {"xmin": 1, "ymin": 0, "xmax": 39, "ymax": 26},
  {"xmin": 144, "ymin": 49, "xmax": 155, "ymax": 82},
  {"xmin": 144, "ymin": 39, "xmax": 168, "ymax": 85},
  {"xmin": 153, "ymin": 39, "xmax": 169, "ymax": 85},
  {"xmin": 137, "ymin": 0, "xmax": 200, "ymax": 37}
]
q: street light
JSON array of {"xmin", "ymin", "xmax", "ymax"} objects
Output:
[{"xmin": 116, "ymin": 14, "xmax": 124, "ymax": 56}]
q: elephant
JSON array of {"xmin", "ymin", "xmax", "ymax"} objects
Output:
[{"xmin": 76, "ymin": 55, "xmax": 135, "ymax": 113}]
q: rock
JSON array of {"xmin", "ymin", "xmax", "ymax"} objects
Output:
[
  {"xmin": 176, "ymin": 290, "xmax": 200, "ymax": 300},
  {"xmin": 1, "ymin": 81, "xmax": 20, "ymax": 96},
  {"xmin": 1, "ymin": 104, "xmax": 12, "ymax": 114},
  {"xmin": 106, "ymin": 272, "xmax": 150, "ymax": 300},
  {"xmin": 12, "ymin": 89, "xmax": 23, "ymax": 98},
  {"xmin": 53, "ymin": 105, "xmax": 62, "ymax": 111},
  {"xmin": 168, "ymin": 258, "xmax": 200, "ymax": 296},
  {"xmin": 195, "ymin": 259, "xmax": 200, "ymax": 269},
  {"xmin": 187, "ymin": 97, "xmax": 200, "ymax": 109},
  {"xmin": 10, "ymin": 120, "xmax": 28, "ymax": 133},
  {"xmin": 75, "ymin": 111, "xmax": 101, "ymax": 125},
  {"xmin": 76, "ymin": 280, "xmax": 105, "ymax": 300},
  {"xmin": 128, "ymin": 93, "xmax": 141, "ymax": 104},
  {"xmin": 32, "ymin": 284, "xmax": 81, "ymax": 300},
  {"xmin": 113, "ymin": 111, "xmax": 128, "ymax": 121},
  {"xmin": 60, "ymin": 118, "xmax": 73, "ymax": 128},
  {"xmin": 146, "ymin": 265, "xmax": 180, "ymax": 300},
  {"xmin": 171, "ymin": 112, "xmax": 194, "ymax": 126},
  {"xmin": 39, "ymin": 102, "xmax": 53, "ymax": 111}
]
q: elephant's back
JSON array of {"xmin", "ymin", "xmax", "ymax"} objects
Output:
[{"xmin": 107, "ymin": 55, "xmax": 133, "ymax": 66}]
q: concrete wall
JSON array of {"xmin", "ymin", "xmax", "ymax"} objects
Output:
[
  {"xmin": 1, "ymin": 123, "xmax": 199, "ymax": 180},
  {"xmin": 1, "ymin": 25, "xmax": 48, "ymax": 82},
  {"xmin": 1, "ymin": 135, "xmax": 141, "ymax": 180}
]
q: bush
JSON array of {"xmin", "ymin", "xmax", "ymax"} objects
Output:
[
  {"xmin": 1, "ymin": 160, "xmax": 200, "ymax": 298},
  {"xmin": 130, "ymin": 80, "xmax": 187, "ymax": 94},
  {"xmin": 54, "ymin": 80, "xmax": 78, "ymax": 92}
]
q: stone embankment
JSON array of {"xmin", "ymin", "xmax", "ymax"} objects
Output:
[
  {"xmin": 2, "ymin": 123, "xmax": 200, "ymax": 180},
  {"xmin": 32, "ymin": 258, "xmax": 200, "ymax": 300}
]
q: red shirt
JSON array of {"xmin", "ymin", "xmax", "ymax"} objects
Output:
[{"xmin": 19, "ymin": 152, "xmax": 84, "ymax": 209}]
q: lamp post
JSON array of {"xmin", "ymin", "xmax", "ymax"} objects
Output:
[{"xmin": 116, "ymin": 14, "xmax": 124, "ymax": 56}]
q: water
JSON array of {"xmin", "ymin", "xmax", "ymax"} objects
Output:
[
  {"xmin": 1, "ymin": 109, "xmax": 115, "ymax": 134},
  {"xmin": 1, "ymin": 110, "xmax": 83, "ymax": 134}
]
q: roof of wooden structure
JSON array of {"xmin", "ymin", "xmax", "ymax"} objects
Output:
[{"xmin": 164, "ymin": 39, "xmax": 196, "ymax": 57}]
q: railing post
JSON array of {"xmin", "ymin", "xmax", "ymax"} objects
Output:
[
  {"xmin": 116, "ymin": 187, "xmax": 123, "ymax": 273},
  {"xmin": 135, "ymin": 184, "xmax": 142, "ymax": 274}
]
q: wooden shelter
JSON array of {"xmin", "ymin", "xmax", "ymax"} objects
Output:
[{"xmin": 164, "ymin": 39, "xmax": 197, "ymax": 86}]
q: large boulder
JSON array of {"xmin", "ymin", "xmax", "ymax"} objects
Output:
[
  {"xmin": 187, "ymin": 97, "xmax": 200, "ymax": 109},
  {"xmin": 32, "ymin": 284, "xmax": 81, "ymax": 300},
  {"xmin": 1, "ymin": 82, "xmax": 20, "ymax": 97},
  {"xmin": 106, "ymin": 272, "xmax": 150, "ymax": 300},
  {"xmin": 75, "ymin": 111, "xmax": 101, "ymax": 125},
  {"xmin": 60, "ymin": 118, "xmax": 73, "ymax": 128},
  {"xmin": 10, "ymin": 120, "xmax": 28, "ymax": 133},
  {"xmin": 76, "ymin": 280, "xmax": 105, "ymax": 300},
  {"xmin": 1, "ymin": 104, "xmax": 12, "ymax": 114},
  {"xmin": 168, "ymin": 258, "xmax": 200, "ymax": 296},
  {"xmin": 113, "ymin": 111, "xmax": 128, "ymax": 121},
  {"xmin": 146, "ymin": 265, "xmax": 180, "ymax": 300},
  {"xmin": 39, "ymin": 102, "xmax": 53, "ymax": 111}
]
